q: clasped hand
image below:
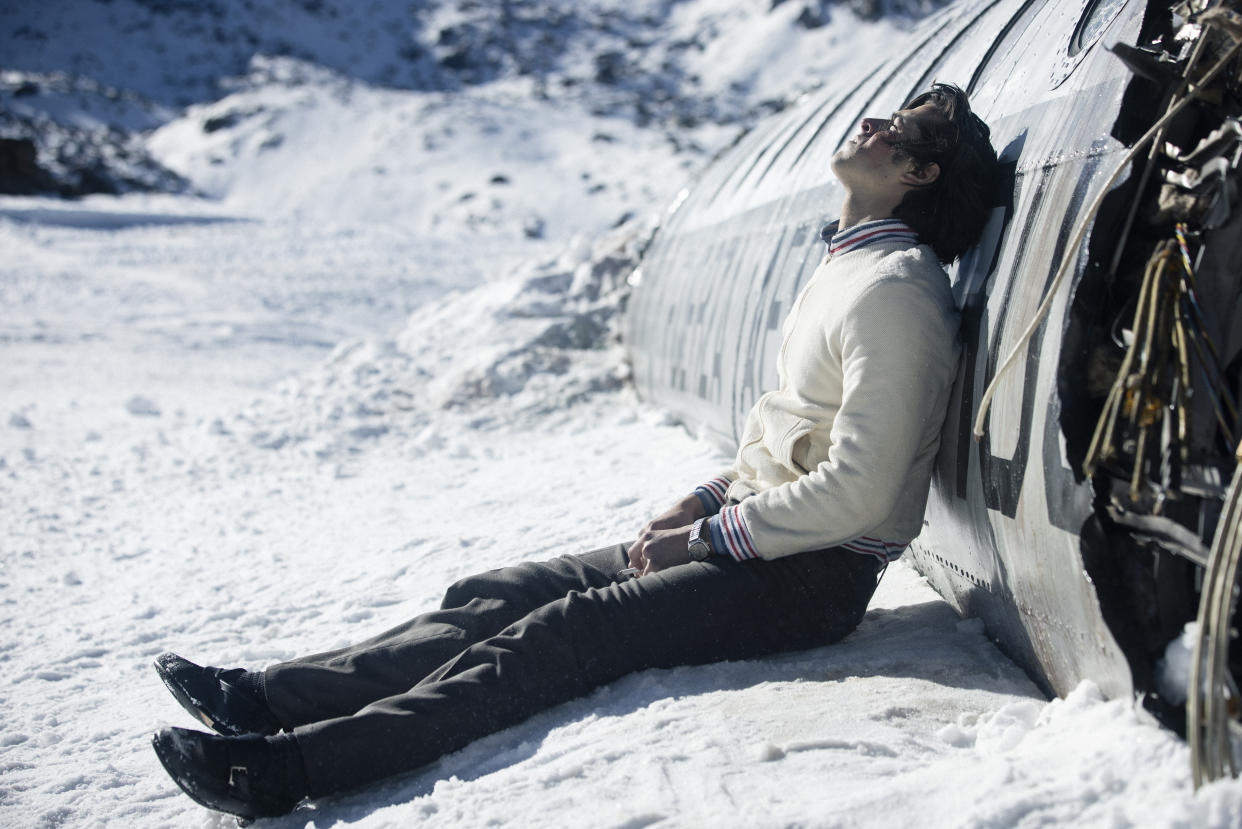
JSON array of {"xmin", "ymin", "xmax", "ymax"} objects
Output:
[{"xmin": 627, "ymin": 494, "xmax": 706, "ymax": 576}]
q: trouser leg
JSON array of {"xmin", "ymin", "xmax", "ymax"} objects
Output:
[
  {"xmin": 293, "ymin": 547, "xmax": 879, "ymax": 798},
  {"xmin": 265, "ymin": 545, "xmax": 629, "ymax": 728}
]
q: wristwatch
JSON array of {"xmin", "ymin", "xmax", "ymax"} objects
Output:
[{"xmin": 688, "ymin": 517, "xmax": 713, "ymax": 561}]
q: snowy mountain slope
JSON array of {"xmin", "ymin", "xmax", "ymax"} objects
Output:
[
  {"xmin": 2, "ymin": 0, "xmax": 928, "ymax": 198},
  {"xmin": 143, "ymin": 65, "xmax": 703, "ymax": 235},
  {"xmin": 3, "ymin": 0, "xmax": 937, "ymax": 110}
]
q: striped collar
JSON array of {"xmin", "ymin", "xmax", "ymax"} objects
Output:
[{"xmin": 819, "ymin": 218, "xmax": 918, "ymax": 256}]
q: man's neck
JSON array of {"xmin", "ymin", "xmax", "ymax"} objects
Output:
[{"xmin": 837, "ymin": 193, "xmax": 901, "ymax": 231}]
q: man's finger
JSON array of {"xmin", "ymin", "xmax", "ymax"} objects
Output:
[{"xmin": 627, "ymin": 541, "xmax": 645, "ymax": 571}]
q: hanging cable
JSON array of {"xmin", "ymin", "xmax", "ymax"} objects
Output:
[
  {"xmin": 1083, "ymin": 245, "xmax": 1170, "ymax": 478},
  {"xmin": 973, "ymin": 34, "xmax": 1242, "ymax": 441},
  {"xmin": 1175, "ymin": 222, "xmax": 1239, "ymax": 446},
  {"xmin": 1189, "ymin": 438, "xmax": 1242, "ymax": 787}
]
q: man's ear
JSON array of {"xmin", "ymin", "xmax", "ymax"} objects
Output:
[{"xmin": 901, "ymin": 161, "xmax": 940, "ymax": 188}]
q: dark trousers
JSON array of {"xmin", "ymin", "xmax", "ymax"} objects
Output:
[{"xmin": 264, "ymin": 543, "xmax": 881, "ymax": 797}]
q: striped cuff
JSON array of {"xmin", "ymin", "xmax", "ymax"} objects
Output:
[
  {"xmin": 708, "ymin": 517, "xmax": 728, "ymax": 557},
  {"xmin": 710, "ymin": 505, "xmax": 759, "ymax": 561},
  {"xmin": 693, "ymin": 476, "xmax": 731, "ymax": 514},
  {"xmin": 841, "ymin": 536, "xmax": 908, "ymax": 564}
]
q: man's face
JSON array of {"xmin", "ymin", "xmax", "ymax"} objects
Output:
[{"xmin": 831, "ymin": 101, "xmax": 943, "ymax": 200}]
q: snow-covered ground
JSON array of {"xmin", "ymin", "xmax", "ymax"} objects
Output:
[{"xmin": 5, "ymin": 0, "xmax": 1242, "ymax": 826}]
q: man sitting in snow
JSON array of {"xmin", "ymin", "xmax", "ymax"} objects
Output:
[{"xmin": 151, "ymin": 82, "xmax": 999, "ymax": 820}]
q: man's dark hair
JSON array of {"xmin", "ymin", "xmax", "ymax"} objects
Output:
[{"xmin": 891, "ymin": 83, "xmax": 999, "ymax": 264}]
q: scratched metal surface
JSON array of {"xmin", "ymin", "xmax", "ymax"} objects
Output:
[{"xmin": 627, "ymin": 0, "xmax": 1147, "ymax": 697}]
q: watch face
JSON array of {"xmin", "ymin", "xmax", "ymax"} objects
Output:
[{"xmin": 688, "ymin": 518, "xmax": 710, "ymax": 560}]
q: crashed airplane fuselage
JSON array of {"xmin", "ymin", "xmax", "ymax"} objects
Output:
[{"xmin": 627, "ymin": 0, "xmax": 1242, "ymax": 778}]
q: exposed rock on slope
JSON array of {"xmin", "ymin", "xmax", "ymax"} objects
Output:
[{"xmin": 0, "ymin": 72, "xmax": 188, "ymax": 195}]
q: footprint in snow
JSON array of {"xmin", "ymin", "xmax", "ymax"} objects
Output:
[{"xmin": 125, "ymin": 396, "xmax": 161, "ymax": 417}]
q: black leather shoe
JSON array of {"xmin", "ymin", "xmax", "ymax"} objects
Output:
[
  {"xmin": 151, "ymin": 727, "xmax": 304, "ymax": 820},
  {"xmin": 154, "ymin": 652, "xmax": 281, "ymax": 737}
]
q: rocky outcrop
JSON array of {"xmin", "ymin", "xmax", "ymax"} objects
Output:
[{"xmin": 0, "ymin": 73, "xmax": 189, "ymax": 196}]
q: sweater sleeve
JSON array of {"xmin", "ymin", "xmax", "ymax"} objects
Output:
[
  {"xmin": 732, "ymin": 277, "xmax": 959, "ymax": 559},
  {"xmin": 693, "ymin": 472, "xmax": 736, "ymax": 514}
]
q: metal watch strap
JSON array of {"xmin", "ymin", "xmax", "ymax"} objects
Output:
[{"xmin": 688, "ymin": 517, "xmax": 712, "ymax": 561}]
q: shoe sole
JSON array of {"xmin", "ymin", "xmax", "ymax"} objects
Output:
[{"xmin": 150, "ymin": 730, "xmax": 256, "ymax": 823}]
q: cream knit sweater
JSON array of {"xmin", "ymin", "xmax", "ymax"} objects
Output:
[{"xmin": 706, "ymin": 239, "xmax": 960, "ymax": 562}]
